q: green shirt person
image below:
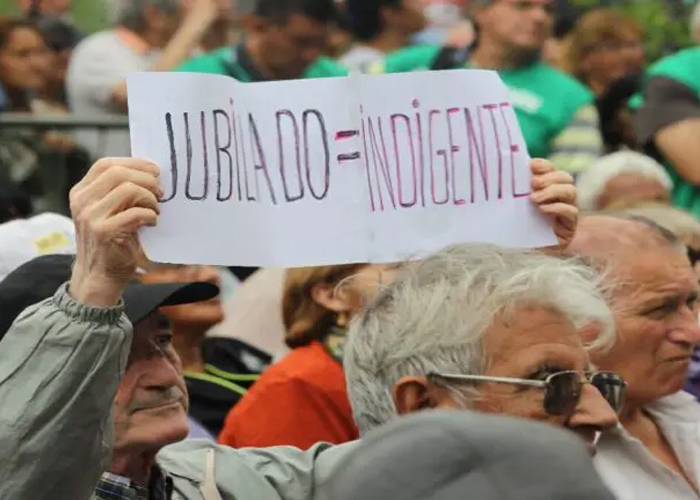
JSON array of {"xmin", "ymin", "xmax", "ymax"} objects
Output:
[
  {"xmin": 177, "ymin": 0, "xmax": 346, "ymax": 280},
  {"xmin": 366, "ymin": 0, "xmax": 603, "ymax": 174},
  {"xmin": 177, "ymin": 0, "xmax": 347, "ymax": 81},
  {"xmin": 633, "ymin": 47, "xmax": 700, "ymax": 220}
]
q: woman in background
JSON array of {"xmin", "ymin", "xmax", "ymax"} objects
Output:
[
  {"xmin": 558, "ymin": 9, "xmax": 645, "ymax": 152},
  {"xmin": 219, "ymin": 264, "xmax": 399, "ymax": 449},
  {"xmin": 559, "ymin": 9, "xmax": 644, "ymax": 97},
  {"xmin": 0, "ymin": 17, "xmax": 88, "ymax": 214}
]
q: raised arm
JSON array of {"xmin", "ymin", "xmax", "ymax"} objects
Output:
[{"xmin": 0, "ymin": 158, "xmax": 161, "ymax": 499}]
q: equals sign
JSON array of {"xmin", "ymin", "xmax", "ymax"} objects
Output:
[{"xmin": 335, "ymin": 129, "xmax": 361, "ymax": 162}]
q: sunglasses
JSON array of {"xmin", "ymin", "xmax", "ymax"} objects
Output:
[
  {"xmin": 428, "ymin": 371, "xmax": 627, "ymax": 416},
  {"xmin": 687, "ymin": 246, "xmax": 700, "ymax": 267}
]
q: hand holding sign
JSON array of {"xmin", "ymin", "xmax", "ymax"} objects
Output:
[
  {"xmin": 127, "ymin": 70, "xmax": 559, "ymax": 266},
  {"xmin": 69, "ymin": 158, "xmax": 161, "ymax": 306},
  {"xmin": 529, "ymin": 159, "xmax": 577, "ymax": 249}
]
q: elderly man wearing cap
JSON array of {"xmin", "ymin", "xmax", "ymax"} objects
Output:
[{"xmin": 0, "ymin": 155, "xmax": 622, "ymax": 499}]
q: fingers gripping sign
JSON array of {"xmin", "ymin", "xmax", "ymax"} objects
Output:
[
  {"xmin": 529, "ymin": 158, "xmax": 578, "ymax": 250},
  {"xmin": 68, "ymin": 158, "xmax": 164, "ymax": 307}
]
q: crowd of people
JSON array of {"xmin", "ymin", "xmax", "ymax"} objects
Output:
[{"xmin": 3, "ymin": 0, "xmax": 700, "ymax": 499}]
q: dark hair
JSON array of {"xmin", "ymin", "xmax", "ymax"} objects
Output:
[
  {"xmin": 254, "ymin": 0, "xmax": 338, "ymax": 24},
  {"xmin": 0, "ymin": 181, "xmax": 33, "ymax": 224},
  {"xmin": 35, "ymin": 15, "xmax": 82, "ymax": 52},
  {"xmin": 0, "ymin": 17, "xmax": 44, "ymax": 53},
  {"xmin": 344, "ymin": 0, "xmax": 399, "ymax": 42},
  {"xmin": 553, "ymin": 13, "xmax": 579, "ymax": 40},
  {"xmin": 595, "ymin": 73, "xmax": 642, "ymax": 150}
]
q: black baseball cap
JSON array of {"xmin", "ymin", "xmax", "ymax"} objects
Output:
[{"xmin": 0, "ymin": 254, "xmax": 219, "ymax": 342}]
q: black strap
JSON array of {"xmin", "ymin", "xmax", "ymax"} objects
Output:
[{"xmin": 430, "ymin": 46, "xmax": 470, "ymax": 71}]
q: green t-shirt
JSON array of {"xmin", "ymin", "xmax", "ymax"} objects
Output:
[
  {"xmin": 368, "ymin": 45, "xmax": 593, "ymax": 159},
  {"xmin": 177, "ymin": 45, "xmax": 348, "ymax": 81},
  {"xmin": 632, "ymin": 47, "xmax": 700, "ymax": 219}
]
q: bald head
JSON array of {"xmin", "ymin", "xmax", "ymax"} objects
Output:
[
  {"xmin": 572, "ymin": 217, "xmax": 700, "ymax": 408},
  {"xmin": 571, "ymin": 215, "xmax": 685, "ymax": 267}
]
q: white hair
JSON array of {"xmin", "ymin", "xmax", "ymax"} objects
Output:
[
  {"xmin": 609, "ymin": 205, "xmax": 700, "ymax": 246},
  {"xmin": 344, "ymin": 243, "xmax": 615, "ymax": 435},
  {"xmin": 576, "ymin": 151, "xmax": 673, "ymax": 213},
  {"xmin": 105, "ymin": 0, "xmax": 180, "ymax": 30}
]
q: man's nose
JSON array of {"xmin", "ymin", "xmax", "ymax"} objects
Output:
[
  {"xmin": 668, "ymin": 310, "xmax": 700, "ymax": 345},
  {"xmin": 529, "ymin": 5, "xmax": 551, "ymax": 24},
  {"xmin": 143, "ymin": 355, "xmax": 182, "ymax": 386},
  {"xmin": 569, "ymin": 383, "xmax": 618, "ymax": 432}
]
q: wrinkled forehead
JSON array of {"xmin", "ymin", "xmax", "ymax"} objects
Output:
[
  {"xmin": 483, "ymin": 305, "xmax": 589, "ymax": 372},
  {"xmin": 614, "ymin": 246, "xmax": 697, "ymax": 298}
]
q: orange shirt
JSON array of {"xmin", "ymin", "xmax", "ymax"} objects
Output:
[{"xmin": 218, "ymin": 341, "xmax": 359, "ymax": 449}]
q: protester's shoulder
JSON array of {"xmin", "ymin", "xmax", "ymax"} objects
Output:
[
  {"xmin": 176, "ymin": 47, "xmax": 230, "ymax": 74},
  {"xmin": 646, "ymin": 47, "xmax": 700, "ymax": 90},
  {"xmin": 367, "ymin": 44, "xmax": 443, "ymax": 74},
  {"xmin": 305, "ymin": 57, "xmax": 348, "ymax": 78},
  {"xmin": 532, "ymin": 62, "xmax": 593, "ymax": 103}
]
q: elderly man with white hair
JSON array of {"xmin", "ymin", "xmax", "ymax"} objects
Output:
[
  {"xmin": 576, "ymin": 150, "xmax": 672, "ymax": 212},
  {"xmin": 66, "ymin": 0, "xmax": 231, "ymax": 157},
  {"xmin": 344, "ymin": 244, "xmax": 622, "ymax": 455},
  {"xmin": 570, "ymin": 215, "xmax": 700, "ymax": 499}
]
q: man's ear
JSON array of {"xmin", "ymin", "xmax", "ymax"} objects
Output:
[
  {"xmin": 392, "ymin": 377, "xmax": 435, "ymax": 415},
  {"xmin": 311, "ymin": 282, "xmax": 355, "ymax": 314}
]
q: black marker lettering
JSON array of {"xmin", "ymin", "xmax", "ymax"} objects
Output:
[
  {"xmin": 303, "ymin": 109, "xmax": 330, "ymax": 200},
  {"xmin": 248, "ymin": 113, "xmax": 278, "ymax": 205},
  {"xmin": 276, "ymin": 110, "xmax": 304, "ymax": 202},
  {"xmin": 213, "ymin": 109, "xmax": 233, "ymax": 201},
  {"xmin": 163, "ymin": 112, "xmax": 178, "ymax": 202}
]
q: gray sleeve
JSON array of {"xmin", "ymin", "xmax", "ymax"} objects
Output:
[
  {"xmin": 635, "ymin": 76, "xmax": 700, "ymax": 147},
  {"xmin": 0, "ymin": 283, "xmax": 132, "ymax": 500},
  {"xmin": 157, "ymin": 440, "xmax": 356, "ymax": 500}
]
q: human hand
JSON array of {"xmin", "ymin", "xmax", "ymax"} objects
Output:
[
  {"xmin": 182, "ymin": 0, "xmax": 228, "ymax": 27},
  {"xmin": 529, "ymin": 158, "xmax": 578, "ymax": 250},
  {"xmin": 68, "ymin": 158, "xmax": 162, "ymax": 307}
]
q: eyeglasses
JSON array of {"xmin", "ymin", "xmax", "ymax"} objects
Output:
[
  {"xmin": 428, "ymin": 371, "xmax": 627, "ymax": 416},
  {"xmin": 687, "ymin": 246, "xmax": 700, "ymax": 267}
]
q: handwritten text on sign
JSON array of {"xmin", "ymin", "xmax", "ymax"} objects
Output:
[{"xmin": 127, "ymin": 70, "xmax": 555, "ymax": 266}]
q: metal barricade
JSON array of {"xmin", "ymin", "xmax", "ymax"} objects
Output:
[{"xmin": 0, "ymin": 113, "xmax": 130, "ymax": 215}]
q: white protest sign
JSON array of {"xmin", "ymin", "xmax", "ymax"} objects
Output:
[{"xmin": 127, "ymin": 70, "xmax": 556, "ymax": 267}]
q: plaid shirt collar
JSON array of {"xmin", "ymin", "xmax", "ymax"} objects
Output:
[{"xmin": 93, "ymin": 466, "xmax": 173, "ymax": 500}]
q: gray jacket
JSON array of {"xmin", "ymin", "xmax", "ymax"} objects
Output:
[{"xmin": 0, "ymin": 284, "xmax": 354, "ymax": 500}]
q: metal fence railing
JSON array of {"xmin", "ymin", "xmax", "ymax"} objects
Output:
[
  {"xmin": 0, "ymin": 113, "xmax": 130, "ymax": 215},
  {"xmin": 0, "ymin": 112, "xmax": 129, "ymax": 132}
]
